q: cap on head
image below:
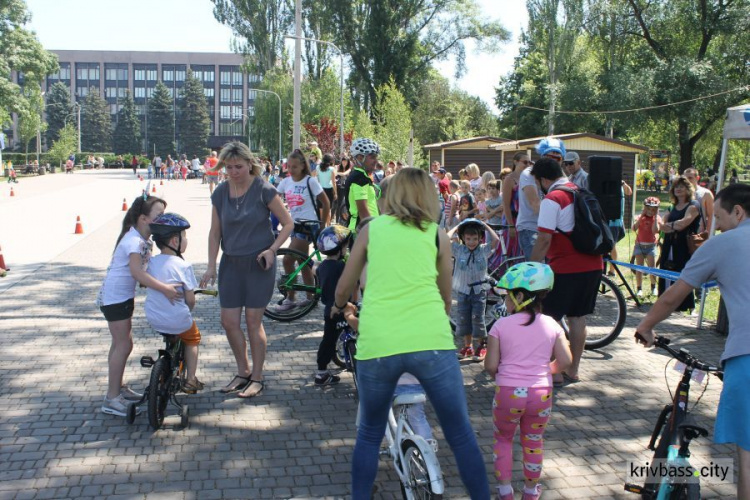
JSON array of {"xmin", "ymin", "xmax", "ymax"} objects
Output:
[{"xmin": 563, "ymin": 152, "xmax": 580, "ymax": 163}]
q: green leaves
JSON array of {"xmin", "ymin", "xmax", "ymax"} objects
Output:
[
  {"xmin": 113, "ymin": 91, "xmax": 141, "ymax": 155},
  {"xmin": 176, "ymin": 70, "xmax": 211, "ymax": 159},
  {"xmin": 80, "ymin": 88, "xmax": 111, "ymax": 152}
]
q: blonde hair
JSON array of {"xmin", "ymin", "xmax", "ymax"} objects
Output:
[
  {"xmin": 384, "ymin": 168, "xmax": 440, "ymax": 231},
  {"xmin": 449, "ymin": 180, "xmax": 460, "ymax": 192},
  {"xmin": 218, "ymin": 141, "xmax": 263, "ymax": 177},
  {"xmin": 459, "ymin": 180, "xmax": 471, "ymax": 191},
  {"xmin": 465, "ymin": 163, "xmax": 481, "ymax": 179},
  {"xmin": 481, "ymin": 171, "xmax": 496, "ymax": 189}
]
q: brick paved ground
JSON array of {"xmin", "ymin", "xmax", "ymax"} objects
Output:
[{"xmin": 0, "ymin": 172, "xmax": 738, "ymax": 499}]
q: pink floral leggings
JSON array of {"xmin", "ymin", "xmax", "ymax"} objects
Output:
[{"xmin": 492, "ymin": 386, "xmax": 553, "ymax": 481}]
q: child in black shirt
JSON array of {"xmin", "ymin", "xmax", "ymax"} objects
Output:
[{"xmin": 314, "ymin": 225, "xmax": 352, "ymax": 385}]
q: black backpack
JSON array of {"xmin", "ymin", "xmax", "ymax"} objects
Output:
[{"xmin": 551, "ymin": 185, "xmax": 614, "ymax": 255}]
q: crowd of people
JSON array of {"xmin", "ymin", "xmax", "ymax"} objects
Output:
[{"xmin": 94, "ymin": 135, "xmax": 749, "ymax": 499}]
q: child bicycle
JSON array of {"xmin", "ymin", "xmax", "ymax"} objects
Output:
[
  {"xmin": 625, "ymin": 335, "xmax": 723, "ymax": 499},
  {"xmin": 125, "ymin": 289, "xmax": 217, "ymax": 430},
  {"xmin": 264, "ymin": 219, "xmax": 323, "ymax": 322}
]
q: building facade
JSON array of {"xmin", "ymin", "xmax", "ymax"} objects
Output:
[{"xmin": 8, "ymin": 50, "xmax": 263, "ymax": 153}]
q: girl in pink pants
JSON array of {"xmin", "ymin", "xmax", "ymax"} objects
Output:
[{"xmin": 484, "ymin": 262, "xmax": 572, "ymax": 500}]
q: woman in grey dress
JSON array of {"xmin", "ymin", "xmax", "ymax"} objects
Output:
[{"xmin": 200, "ymin": 142, "xmax": 293, "ymax": 398}]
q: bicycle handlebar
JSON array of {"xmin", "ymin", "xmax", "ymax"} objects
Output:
[
  {"xmin": 468, "ymin": 277, "xmax": 498, "ymax": 288},
  {"xmin": 652, "ymin": 335, "xmax": 722, "ymax": 374},
  {"xmin": 195, "ymin": 289, "xmax": 218, "ymax": 296}
]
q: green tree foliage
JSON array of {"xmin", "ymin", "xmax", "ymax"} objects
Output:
[
  {"xmin": 372, "ymin": 80, "xmax": 421, "ymax": 165},
  {"xmin": 113, "ymin": 90, "xmax": 141, "ymax": 155},
  {"xmin": 0, "ymin": 0, "xmax": 58, "ymax": 127},
  {"xmin": 147, "ymin": 81, "xmax": 175, "ymax": 157},
  {"xmin": 328, "ymin": 0, "xmax": 509, "ymax": 109},
  {"xmin": 413, "ymin": 71, "xmax": 499, "ymax": 145},
  {"xmin": 177, "ymin": 70, "xmax": 211, "ymax": 159},
  {"xmin": 80, "ymin": 88, "xmax": 111, "ymax": 152},
  {"xmin": 47, "ymin": 123, "xmax": 77, "ymax": 167},
  {"xmin": 45, "ymin": 82, "xmax": 73, "ymax": 145},
  {"xmin": 17, "ymin": 83, "xmax": 45, "ymax": 156},
  {"xmin": 251, "ymin": 68, "xmax": 293, "ymax": 159}
]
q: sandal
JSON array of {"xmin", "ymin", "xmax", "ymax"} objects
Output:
[
  {"xmin": 181, "ymin": 379, "xmax": 204, "ymax": 394},
  {"xmin": 562, "ymin": 373, "xmax": 580, "ymax": 384},
  {"xmin": 238, "ymin": 380, "xmax": 265, "ymax": 399},
  {"xmin": 220, "ymin": 374, "xmax": 251, "ymax": 394}
]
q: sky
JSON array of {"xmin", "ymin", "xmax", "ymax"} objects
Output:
[{"xmin": 24, "ymin": 0, "xmax": 528, "ymax": 114}]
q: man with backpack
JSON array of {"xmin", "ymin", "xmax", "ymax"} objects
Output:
[{"xmin": 530, "ymin": 157, "xmax": 612, "ymax": 386}]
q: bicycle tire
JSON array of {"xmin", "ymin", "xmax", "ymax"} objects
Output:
[
  {"xmin": 264, "ymin": 248, "xmax": 321, "ymax": 322},
  {"xmin": 147, "ymin": 357, "xmax": 170, "ymax": 430},
  {"xmin": 584, "ymin": 274, "xmax": 627, "ymax": 350},
  {"xmin": 399, "ymin": 439, "xmax": 443, "ymax": 499},
  {"xmin": 333, "ymin": 330, "xmax": 348, "ymax": 369}
]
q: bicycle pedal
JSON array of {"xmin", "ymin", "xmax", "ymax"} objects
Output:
[
  {"xmin": 378, "ymin": 448, "xmax": 390, "ymax": 457},
  {"xmin": 624, "ymin": 484, "xmax": 643, "ymax": 494},
  {"xmin": 140, "ymin": 356, "xmax": 155, "ymax": 368}
]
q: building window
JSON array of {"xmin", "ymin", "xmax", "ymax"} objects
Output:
[
  {"xmin": 135, "ymin": 87, "xmax": 146, "ymax": 98},
  {"xmin": 203, "ymin": 88, "xmax": 214, "ymax": 98},
  {"xmin": 163, "ymin": 69, "xmax": 174, "ymax": 81},
  {"xmin": 105, "ymin": 87, "xmax": 116, "ymax": 98},
  {"xmin": 175, "ymin": 69, "xmax": 185, "ymax": 81},
  {"xmin": 135, "ymin": 69, "xmax": 145, "ymax": 81},
  {"xmin": 204, "ymin": 70, "xmax": 215, "ymax": 82},
  {"xmin": 77, "ymin": 87, "xmax": 89, "ymax": 98},
  {"xmin": 147, "ymin": 69, "xmax": 157, "ymax": 81},
  {"xmin": 220, "ymin": 106, "xmax": 231, "ymax": 119},
  {"xmin": 247, "ymin": 107, "xmax": 255, "ymax": 117},
  {"xmin": 232, "ymin": 71, "xmax": 242, "ymax": 86},
  {"xmin": 231, "ymin": 88, "xmax": 242, "ymax": 103},
  {"xmin": 248, "ymin": 89, "xmax": 257, "ymax": 100},
  {"xmin": 232, "ymin": 106, "xmax": 242, "ymax": 119},
  {"xmin": 220, "ymin": 88, "xmax": 231, "ymax": 102},
  {"xmin": 147, "ymin": 87, "xmax": 155, "ymax": 98},
  {"xmin": 118, "ymin": 87, "xmax": 126, "ymax": 98}
]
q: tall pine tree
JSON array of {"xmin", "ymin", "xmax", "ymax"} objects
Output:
[
  {"xmin": 113, "ymin": 90, "xmax": 142, "ymax": 154},
  {"xmin": 176, "ymin": 69, "xmax": 211, "ymax": 159},
  {"xmin": 147, "ymin": 81, "xmax": 175, "ymax": 157},
  {"xmin": 45, "ymin": 82, "xmax": 73, "ymax": 145},
  {"xmin": 81, "ymin": 87, "xmax": 111, "ymax": 151}
]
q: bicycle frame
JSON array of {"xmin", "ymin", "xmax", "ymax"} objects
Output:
[
  {"xmin": 280, "ymin": 248, "xmax": 322, "ymax": 295},
  {"xmin": 383, "ymin": 402, "xmax": 445, "ymax": 496}
]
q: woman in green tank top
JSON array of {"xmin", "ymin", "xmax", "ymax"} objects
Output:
[{"xmin": 332, "ymin": 168, "xmax": 490, "ymax": 499}]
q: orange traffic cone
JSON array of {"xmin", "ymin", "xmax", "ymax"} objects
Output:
[
  {"xmin": 10, "ymin": 187, "xmax": 15, "ymax": 197},
  {"xmin": 74, "ymin": 216, "xmax": 84, "ymax": 234},
  {"xmin": 122, "ymin": 198, "xmax": 128, "ymax": 211},
  {"xmin": 0, "ymin": 244, "xmax": 8, "ymax": 273},
  {"xmin": 152, "ymin": 184, "xmax": 156, "ymax": 193}
]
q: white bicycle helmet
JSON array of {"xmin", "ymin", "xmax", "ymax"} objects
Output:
[{"xmin": 349, "ymin": 138, "xmax": 380, "ymax": 158}]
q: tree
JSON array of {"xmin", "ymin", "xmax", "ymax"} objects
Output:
[
  {"xmin": 81, "ymin": 88, "xmax": 111, "ymax": 152},
  {"xmin": 372, "ymin": 80, "xmax": 421, "ymax": 164},
  {"xmin": 303, "ymin": 117, "xmax": 353, "ymax": 158},
  {"xmin": 47, "ymin": 123, "xmax": 77, "ymax": 168},
  {"xmin": 17, "ymin": 83, "xmax": 45, "ymax": 159},
  {"xmin": 45, "ymin": 82, "xmax": 73, "ymax": 145},
  {"xmin": 176, "ymin": 69, "xmax": 211, "ymax": 159},
  {"xmin": 329, "ymin": 0, "xmax": 510, "ymax": 109},
  {"xmin": 0, "ymin": 0, "xmax": 58, "ymax": 129},
  {"xmin": 147, "ymin": 81, "xmax": 175, "ymax": 157},
  {"xmin": 113, "ymin": 90, "xmax": 141, "ymax": 154},
  {"xmin": 251, "ymin": 68, "xmax": 293, "ymax": 159}
]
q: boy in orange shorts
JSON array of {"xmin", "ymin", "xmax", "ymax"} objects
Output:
[{"xmin": 145, "ymin": 213, "xmax": 203, "ymax": 393}]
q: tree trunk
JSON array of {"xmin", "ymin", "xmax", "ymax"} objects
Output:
[{"xmin": 677, "ymin": 119, "xmax": 693, "ymax": 173}]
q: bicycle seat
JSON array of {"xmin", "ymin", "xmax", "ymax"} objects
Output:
[{"xmin": 393, "ymin": 392, "xmax": 426, "ymax": 407}]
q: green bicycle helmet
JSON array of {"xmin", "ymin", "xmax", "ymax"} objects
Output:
[{"xmin": 494, "ymin": 262, "xmax": 554, "ymax": 311}]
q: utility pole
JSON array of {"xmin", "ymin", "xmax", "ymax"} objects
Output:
[{"xmin": 293, "ymin": 0, "xmax": 302, "ymax": 150}]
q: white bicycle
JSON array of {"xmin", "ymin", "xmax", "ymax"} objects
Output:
[{"xmin": 382, "ymin": 391, "xmax": 445, "ymax": 499}]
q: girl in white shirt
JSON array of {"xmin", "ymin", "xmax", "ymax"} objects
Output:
[
  {"xmin": 275, "ymin": 150, "xmax": 331, "ymax": 309},
  {"xmin": 98, "ymin": 195, "xmax": 181, "ymax": 417}
]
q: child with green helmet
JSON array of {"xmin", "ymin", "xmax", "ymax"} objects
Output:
[{"xmin": 484, "ymin": 262, "xmax": 573, "ymax": 500}]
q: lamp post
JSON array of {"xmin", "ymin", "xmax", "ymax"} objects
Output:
[
  {"xmin": 285, "ymin": 35, "xmax": 345, "ymax": 158},
  {"xmin": 252, "ymin": 89, "xmax": 282, "ymax": 162}
]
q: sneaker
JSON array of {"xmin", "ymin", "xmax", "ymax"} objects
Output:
[
  {"xmin": 120, "ymin": 385, "xmax": 142, "ymax": 401},
  {"xmin": 636, "ymin": 288, "xmax": 643, "ymax": 298},
  {"xmin": 522, "ymin": 484, "xmax": 542, "ymax": 500},
  {"xmin": 297, "ymin": 298, "xmax": 312, "ymax": 308},
  {"xmin": 314, "ymin": 371, "xmax": 341, "ymax": 386},
  {"xmin": 275, "ymin": 298, "xmax": 297, "ymax": 311},
  {"xmin": 472, "ymin": 346, "xmax": 487, "ymax": 362},
  {"xmin": 101, "ymin": 394, "xmax": 141, "ymax": 417},
  {"xmin": 457, "ymin": 346, "xmax": 474, "ymax": 359},
  {"xmin": 496, "ymin": 485, "xmax": 514, "ymax": 500}
]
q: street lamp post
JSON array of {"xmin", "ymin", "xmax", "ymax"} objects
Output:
[
  {"xmin": 285, "ymin": 35, "xmax": 345, "ymax": 158},
  {"xmin": 252, "ymin": 89, "xmax": 282, "ymax": 162}
]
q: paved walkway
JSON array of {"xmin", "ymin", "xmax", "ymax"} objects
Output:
[{"xmin": 0, "ymin": 171, "xmax": 737, "ymax": 499}]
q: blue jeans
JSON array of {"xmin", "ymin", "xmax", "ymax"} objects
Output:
[
  {"xmin": 455, "ymin": 289, "xmax": 487, "ymax": 344},
  {"xmin": 518, "ymin": 229, "xmax": 538, "ymax": 261},
  {"xmin": 352, "ymin": 350, "xmax": 490, "ymax": 499}
]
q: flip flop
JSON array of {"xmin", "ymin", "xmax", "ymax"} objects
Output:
[
  {"xmin": 220, "ymin": 375, "xmax": 251, "ymax": 394},
  {"xmin": 562, "ymin": 373, "xmax": 580, "ymax": 384},
  {"xmin": 238, "ymin": 380, "xmax": 265, "ymax": 399}
]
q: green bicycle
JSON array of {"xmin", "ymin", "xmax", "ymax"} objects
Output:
[{"xmin": 264, "ymin": 219, "xmax": 324, "ymax": 321}]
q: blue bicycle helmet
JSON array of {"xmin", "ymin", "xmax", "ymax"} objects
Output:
[{"xmin": 150, "ymin": 213, "xmax": 190, "ymax": 258}]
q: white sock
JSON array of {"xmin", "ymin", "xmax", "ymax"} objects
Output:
[
  {"xmin": 524, "ymin": 485, "xmax": 539, "ymax": 494},
  {"xmin": 497, "ymin": 484, "xmax": 513, "ymax": 495}
]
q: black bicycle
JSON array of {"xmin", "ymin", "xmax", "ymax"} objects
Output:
[
  {"xmin": 126, "ymin": 289, "xmax": 217, "ymax": 430},
  {"xmin": 625, "ymin": 335, "xmax": 723, "ymax": 499}
]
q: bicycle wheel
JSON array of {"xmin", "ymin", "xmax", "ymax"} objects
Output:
[
  {"xmin": 264, "ymin": 248, "xmax": 320, "ymax": 322},
  {"xmin": 584, "ymin": 274, "xmax": 626, "ymax": 350},
  {"xmin": 399, "ymin": 439, "xmax": 443, "ymax": 499},
  {"xmin": 147, "ymin": 357, "xmax": 170, "ymax": 430}
]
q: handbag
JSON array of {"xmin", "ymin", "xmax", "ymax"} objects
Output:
[{"xmin": 687, "ymin": 201, "xmax": 708, "ymax": 255}]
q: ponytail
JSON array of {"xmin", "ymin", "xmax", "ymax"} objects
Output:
[{"xmin": 115, "ymin": 195, "xmax": 167, "ymax": 249}]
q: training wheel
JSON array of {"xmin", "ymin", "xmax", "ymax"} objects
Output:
[
  {"xmin": 180, "ymin": 404, "xmax": 189, "ymax": 429},
  {"xmin": 126, "ymin": 403, "xmax": 137, "ymax": 424}
]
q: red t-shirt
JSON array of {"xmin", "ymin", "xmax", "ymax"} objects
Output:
[
  {"xmin": 537, "ymin": 180, "xmax": 603, "ymax": 274},
  {"xmin": 636, "ymin": 214, "xmax": 658, "ymax": 244},
  {"xmin": 205, "ymin": 157, "xmax": 219, "ymax": 176},
  {"xmin": 438, "ymin": 177, "xmax": 450, "ymax": 198}
]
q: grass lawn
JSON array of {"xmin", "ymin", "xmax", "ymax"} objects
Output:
[{"xmin": 610, "ymin": 228, "xmax": 720, "ymax": 322}]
